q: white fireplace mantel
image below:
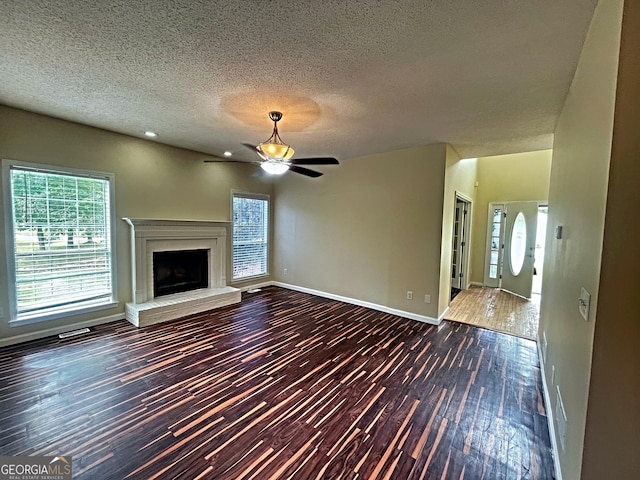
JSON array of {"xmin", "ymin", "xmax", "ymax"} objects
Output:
[{"xmin": 122, "ymin": 218, "xmax": 240, "ymax": 327}]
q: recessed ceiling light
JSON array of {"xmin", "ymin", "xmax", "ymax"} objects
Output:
[
  {"xmin": 144, "ymin": 131, "xmax": 158, "ymax": 138},
  {"xmin": 223, "ymin": 151, "xmax": 233, "ymax": 157}
]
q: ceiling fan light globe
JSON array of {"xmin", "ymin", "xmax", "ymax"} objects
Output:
[
  {"xmin": 260, "ymin": 162, "xmax": 290, "ymax": 175},
  {"xmin": 257, "ymin": 142, "xmax": 294, "ymax": 161}
]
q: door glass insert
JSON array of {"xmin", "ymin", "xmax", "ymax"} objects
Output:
[
  {"xmin": 490, "ymin": 265, "xmax": 498, "ymax": 278},
  {"xmin": 510, "ymin": 212, "xmax": 527, "ymax": 275},
  {"xmin": 488, "ymin": 208, "xmax": 502, "ymax": 279}
]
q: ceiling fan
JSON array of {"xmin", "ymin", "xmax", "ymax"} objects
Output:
[{"xmin": 205, "ymin": 111, "xmax": 339, "ymax": 177}]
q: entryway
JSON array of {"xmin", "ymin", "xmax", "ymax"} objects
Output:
[
  {"xmin": 484, "ymin": 201, "xmax": 543, "ymax": 299},
  {"xmin": 446, "ymin": 202, "xmax": 548, "ymax": 339},
  {"xmin": 445, "ymin": 286, "xmax": 540, "ymax": 339}
]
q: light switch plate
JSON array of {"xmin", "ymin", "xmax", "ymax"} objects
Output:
[{"xmin": 579, "ymin": 287, "xmax": 590, "ymax": 321}]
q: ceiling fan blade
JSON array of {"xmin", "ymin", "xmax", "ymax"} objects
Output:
[
  {"xmin": 203, "ymin": 159, "xmax": 261, "ymax": 164},
  {"xmin": 290, "ymin": 157, "xmax": 339, "ymax": 165},
  {"xmin": 242, "ymin": 143, "xmax": 270, "ymax": 161},
  {"xmin": 289, "ymin": 165, "xmax": 323, "ymax": 178}
]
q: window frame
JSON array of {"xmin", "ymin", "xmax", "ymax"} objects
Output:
[
  {"xmin": 230, "ymin": 190, "xmax": 270, "ymax": 283},
  {"xmin": 2, "ymin": 159, "xmax": 118, "ymax": 326}
]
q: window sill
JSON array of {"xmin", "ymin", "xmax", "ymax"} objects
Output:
[
  {"xmin": 9, "ymin": 299, "xmax": 119, "ymax": 327},
  {"xmin": 231, "ymin": 273, "xmax": 270, "ymax": 285}
]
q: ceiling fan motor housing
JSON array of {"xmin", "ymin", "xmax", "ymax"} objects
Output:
[{"xmin": 269, "ymin": 111, "xmax": 283, "ymax": 122}]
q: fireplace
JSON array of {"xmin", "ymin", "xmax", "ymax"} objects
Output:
[
  {"xmin": 122, "ymin": 218, "xmax": 241, "ymax": 327},
  {"xmin": 153, "ymin": 249, "xmax": 209, "ymax": 297}
]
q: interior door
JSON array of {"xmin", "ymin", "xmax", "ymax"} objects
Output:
[
  {"xmin": 451, "ymin": 200, "xmax": 463, "ymax": 289},
  {"xmin": 501, "ymin": 201, "xmax": 538, "ymax": 298},
  {"xmin": 451, "ymin": 197, "xmax": 470, "ymax": 290}
]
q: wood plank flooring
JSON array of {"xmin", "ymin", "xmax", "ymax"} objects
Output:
[
  {"xmin": 445, "ymin": 287, "xmax": 540, "ymax": 340},
  {"xmin": 0, "ymin": 287, "xmax": 554, "ymax": 479}
]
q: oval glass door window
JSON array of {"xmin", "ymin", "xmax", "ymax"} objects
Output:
[{"xmin": 510, "ymin": 212, "xmax": 527, "ymax": 275}]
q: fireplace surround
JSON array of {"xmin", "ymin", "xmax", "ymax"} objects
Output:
[{"xmin": 122, "ymin": 218, "xmax": 241, "ymax": 326}]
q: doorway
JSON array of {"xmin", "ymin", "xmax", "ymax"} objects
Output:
[
  {"xmin": 451, "ymin": 193, "xmax": 472, "ymax": 300},
  {"xmin": 445, "ymin": 200, "xmax": 547, "ymax": 339},
  {"xmin": 483, "ymin": 201, "xmax": 541, "ymax": 298}
]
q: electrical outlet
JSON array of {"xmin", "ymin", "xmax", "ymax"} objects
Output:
[
  {"xmin": 406, "ymin": 291, "xmax": 413, "ymax": 300},
  {"xmin": 542, "ymin": 331, "xmax": 548, "ymax": 362},
  {"xmin": 551, "ymin": 365, "xmax": 556, "ymax": 385},
  {"xmin": 424, "ymin": 294, "xmax": 431, "ymax": 304},
  {"xmin": 283, "ymin": 268, "xmax": 288, "ymax": 276}
]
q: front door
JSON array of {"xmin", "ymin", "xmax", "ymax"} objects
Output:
[{"xmin": 501, "ymin": 201, "xmax": 538, "ymax": 298}]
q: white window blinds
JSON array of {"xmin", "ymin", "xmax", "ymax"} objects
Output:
[
  {"xmin": 7, "ymin": 164, "xmax": 115, "ymax": 320},
  {"xmin": 232, "ymin": 193, "xmax": 269, "ymax": 280}
]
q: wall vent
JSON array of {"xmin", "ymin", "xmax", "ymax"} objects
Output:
[{"xmin": 59, "ymin": 328, "xmax": 90, "ymax": 339}]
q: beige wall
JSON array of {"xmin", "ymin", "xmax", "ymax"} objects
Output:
[
  {"xmin": 0, "ymin": 106, "xmax": 273, "ymax": 345},
  {"xmin": 438, "ymin": 146, "xmax": 477, "ymax": 315},
  {"xmin": 470, "ymin": 150, "xmax": 552, "ymax": 284},
  {"xmin": 273, "ymin": 144, "xmax": 448, "ymax": 319},
  {"xmin": 539, "ymin": 0, "xmax": 623, "ymax": 479},
  {"xmin": 581, "ymin": 0, "xmax": 640, "ymax": 477}
]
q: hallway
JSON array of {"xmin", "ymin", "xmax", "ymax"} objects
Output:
[{"xmin": 445, "ymin": 286, "xmax": 540, "ymax": 340}]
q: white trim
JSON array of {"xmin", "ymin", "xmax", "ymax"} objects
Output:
[
  {"xmin": 438, "ymin": 306, "xmax": 450, "ymax": 323},
  {"xmin": 122, "ymin": 218, "xmax": 230, "ymax": 303},
  {"xmin": 9, "ymin": 300, "xmax": 119, "ymax": 327},
  {"xmin": 0, "ymin": 312, "xmax": 125, "ymax": 348},
  {"xmin": 2, "ymin": 159, "xmax": 118, "ymax": 323},
  {"xmin": 469, "ymin": 281, "xmax": 484, "ymax": 287},
  {"xmin": 537, "ymin": 338, "xmax": 564, "ymax": 480},
  {"xmin": 238, "ymin": 280, "xmax": 274, "ymax": 292},
  {"xmin": 231, "ymin": 191, "xmax": 271, "ymax": 281},
  {"xmin": 455, "ymin": 191, "xmax": 473, "ymax": 203},
  {"xmin": 484, "ymin": 202, "xmax": 506, "ymax": 288},
  {"xmin": 272, "ymin": 282, "xmax": 441, "ymax": 325},
  {"xmin": 231, "ymin": 190, "xmax": 270, "ymax": 202},
  {"xmin": 452, "ymin": 192, "xmax": 473, "ymax": 291},
  {"xmin": 2, "ymin": 160, "xmax": 19, "ymax": 322},
  {"xmin": 230, "ymin": 273, "xmax": 270, "ymax": 286}
]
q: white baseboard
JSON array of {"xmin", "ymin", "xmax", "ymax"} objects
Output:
[
  {"xmin": 0, "ymin": 282, "xmax": 444, "ymax": 346},
  {"xmin": 0, "ymin": 312, "xmax": 125, "ymax": 348},
  {"xmin": 468, "ymin": 281, "xmax": 484, "ymax": 287},
  {"xmin": 271, "ymin": 282, "xmax": 441, "ymax": 325},
  {"xmin": 537, "ymin": 337, "xmax": 564, "ymax": 480}
]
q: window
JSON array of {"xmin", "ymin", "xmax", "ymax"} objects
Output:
[
  {"xmin": 3, "ymin": 160, "xmax": 117, "ymax": 324},
  {"xmin": 232, "ymin": 192, "xmax": 269, "ymax": 280}
]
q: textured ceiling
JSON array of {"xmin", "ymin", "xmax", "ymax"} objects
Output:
[{"xmin": 0, "ymin": 0, "xmax": 598, "ymax": 161}]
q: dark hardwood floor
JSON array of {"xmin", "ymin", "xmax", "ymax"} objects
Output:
[{"xmin": 0, "ymin": 287, "xmax": 554, "ymax": 479}]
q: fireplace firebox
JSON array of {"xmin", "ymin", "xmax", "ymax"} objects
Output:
[{"xmin": 153, "ymin": 249, "xmax": 208, "ymax": 297}]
